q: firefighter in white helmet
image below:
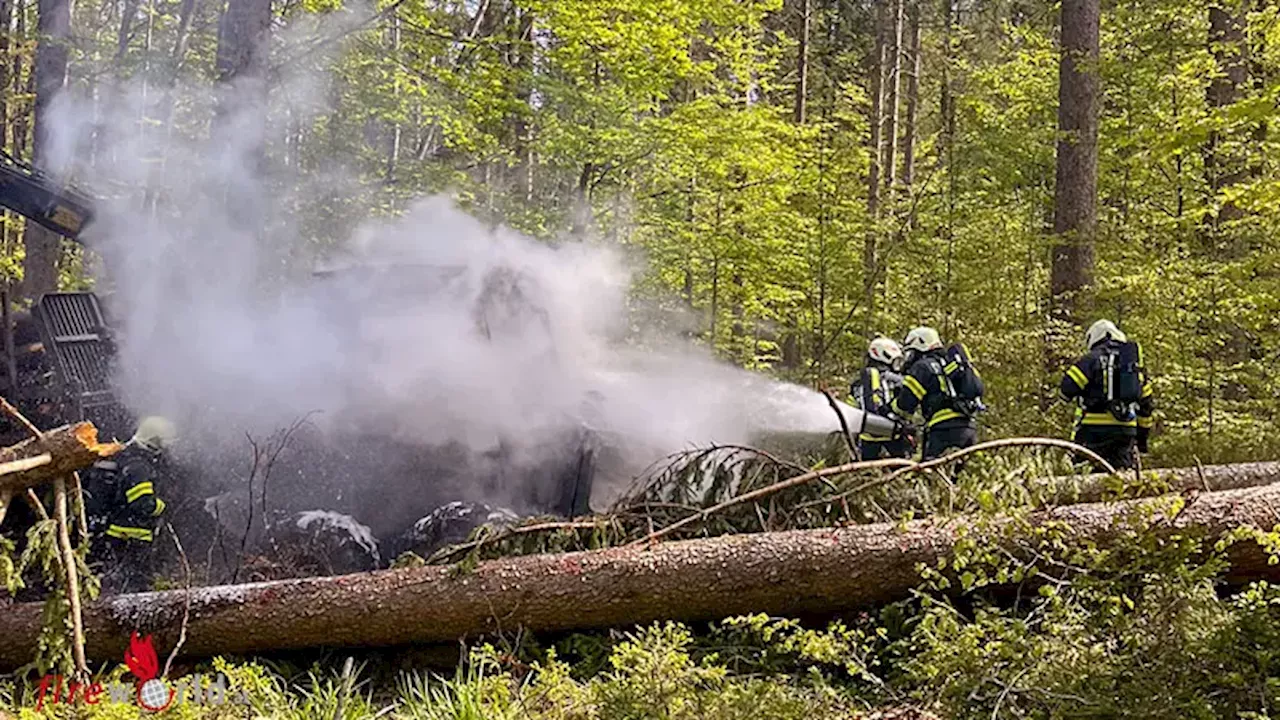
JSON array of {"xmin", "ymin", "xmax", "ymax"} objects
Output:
[
  {"xmin": 1060, "ymin": 320, "xmax": 1154, "ymax": 469},
  {"xmin": 851, "ymin": 337, "xmax": 914, "ymax": 459},
  {"xmin": 891, "ymin": 326, "xmax": 986, "ymax": 460},
  {"xmin": 84, "ymin": 415, "xmax": 176, "ymax": 593}
]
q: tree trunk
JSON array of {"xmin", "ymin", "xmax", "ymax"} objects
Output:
[
  {"xmin": 1205, "ymin": 2, "xmax": 1248, "ymax": 239},
  {"xmin": 0, "ymin": 422, "xmax": 121, "ymax": 499},
  {"xmin": 865, "ymin": 0, "xmax": 888, "ymax": 325},
  {"xmin": 1048, "ymin": 0, "xmax": 1100, "ymax": 341},
  {"xmin": 881, "ymin": 0, "xmax": 903, "ymax": 194},
  {"xmin": 0, "ymin": 0, "xmax": 12, "ymax": 154},
  {"xmin": 1064, "ymin": 460, "xmax": 1280, "ymax": 505},
  {"xmin": 19, "ymin": 0, "xmax": 72, "ymax": 302},
  {"xmin": 213, "ymin": 0, "xmax": 271, "ymax": 227},
  {"xmin": 901, "ymin": 0, "xmax": 921, "ymax": 192},
  {"xmin": 4, "ymin": 479, "xmax": 1280, "ymax": 668},
  {"xmin": 11, "ymin": 4, "xmax": 29, "ymax": 158},
  {"xmin": 794, "ymin": 0, "xmax": 810, "ymax": 124},
  {"xmin": 512, "ymin": 8, "xmax": 534, "ymax": 202}
]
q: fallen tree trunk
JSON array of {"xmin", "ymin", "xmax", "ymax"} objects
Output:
[
  {"xmin": 1064, "ymin": 461, "xmax": 1280, "ymax": 504},
  {"xmin": 3, "ymin": 480, "xmax": 1280, "ymax": 669},
  {"xmin": 0, "ymin": 422, "xmax": 121, "ymax": 498}
]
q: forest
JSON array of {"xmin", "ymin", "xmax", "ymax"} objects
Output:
[{"xmin": 2, "ymin": 0, "xmax": 1280, "ymax": 716}]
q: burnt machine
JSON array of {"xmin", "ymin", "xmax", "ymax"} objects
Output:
[
  {"xmin": 0, "ymin": 151, "xmax": 131, "ymax": 444},
  {"xmin": 0, "ymin": 150, "xmax": 597, "ymax": 525}
]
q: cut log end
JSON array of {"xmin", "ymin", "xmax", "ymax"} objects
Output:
[
  {"xmin": 73, "ymin": 422, "xmax": 124, "ymax": 457},
  {"xmin": 0, "ymin": 421, "xmax": 123, "ymax": 497}
]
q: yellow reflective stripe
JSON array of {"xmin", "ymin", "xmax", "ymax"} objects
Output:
[
  {"xmin": 944, "ymin": 361, "xmax": 958, "ymax": 375},
  {"xmin": 1080, "ymin": 412, "xmax": 1137, "ymax": 427},
  {"xmin": 106, "ymin": 525, "xmax": 153, "ymax": 542},
  {"xmin": 1137, "ymin": 415, "xmax": 1154, "ymax": 428},
  {"xmin": 1066, "ymin": 365, "xmax": 1088, "ymax": 389},
  {"xmin": 891, "ymin": 398, "xmax": 907, "ymax": 416},
  {"xmin": 1141, "ymin": 382, "xmax": 1153, "ymax": 398},
  {"xmin": 870, "ymin": 368, "xmax": 881, "ymax": 390},
  {"xmin": 903, "ymin": 375, "xmax": 926, "ymax": 399},
  {"xmin": 152, "ymin": 497, "xmax": 166, "ymax": 517},
  {"xmin": 125, "ymin": 482, "xmax": 154, "ymax": 503},
  {"xmin": 926, "ymin": 408, "xmax": 965, "ymax": 427}
]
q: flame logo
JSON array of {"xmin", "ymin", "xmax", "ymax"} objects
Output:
[
  {"xmin": 124, "ymin": 632, "xmax": 174, "ymax": 712},
  {"xmin": 124, "ymin": 632, "xmax": 159, "ymax": 682}
]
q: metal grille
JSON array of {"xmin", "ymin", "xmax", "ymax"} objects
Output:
[{"xmin": 36, "ymin": 293, "xmax": 112, "ymax": 393}]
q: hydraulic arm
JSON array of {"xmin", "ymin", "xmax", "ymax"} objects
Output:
[{"xmin": 0, "ymin": 152, "xmax": 94, "ymax": 241}]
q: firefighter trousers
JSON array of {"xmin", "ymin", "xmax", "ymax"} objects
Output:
[
  {"xmin": 1073, "ymin": 426, "xmax": 1137, "ymax": 471},
  {"xmin": 923, "ymin": 424, "xmax": 977, "ymax": 462}
]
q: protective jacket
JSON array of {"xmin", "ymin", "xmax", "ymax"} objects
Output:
[
  {"xmin": 84, "ymin": 443, "xmax": 167, "ymax": 544},
  {"xmin": 1059, "ymin": 339, "xmax": 1155, "ymax": 448},
  {"xmin": 852, "ymin": 362, "xmax": 903, "ymax": 441},
  {"xmin": 891, "ymin": 350, "xmax": 982, "ymax": 432}
]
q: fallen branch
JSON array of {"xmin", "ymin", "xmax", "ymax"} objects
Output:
[
  {"xmin": 2, "ymin": 481, "xmax": 1280, "ymax": 668},
  {"xmin": 625, "ymin": 457, "xmax": 916, "ymax": 547},
  {"xmin": 628, "ymin": 437, "xmax": 1114, "ymax": 547},
  {"xmin": 427, "ymin": 519, "xmax": 620, "ymax": 564}
]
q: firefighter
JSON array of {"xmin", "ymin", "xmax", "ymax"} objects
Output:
[
  {"xmin": 851, "ymin": 337, "xmax": 913, "ymax": 459},
  {"xmin": 84, "ymin": 416, "xmax": 176, "ymax": 593},
  {"xmin": 891, "ymin": 326, "xmax": 985, "ymax": 461},
  {"xmin": 1060, "ymin": 320, "xmax": 1154, "ymax": 470}
]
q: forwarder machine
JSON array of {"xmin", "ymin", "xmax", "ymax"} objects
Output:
[
  {"xmin": 0, "ymin": 150, "xmax": 597, "ymax": 522},
  {"xmin": 0, "ymin": 150, "xmax": 127, "ymax": 446}
]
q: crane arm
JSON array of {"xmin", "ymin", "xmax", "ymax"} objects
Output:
[{"xmin": 0, "ymin": 153, "xmax": 94, "ymax": 242}]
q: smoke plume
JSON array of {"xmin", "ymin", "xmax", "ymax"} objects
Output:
[{"xmin": 43, "ymin": 16, "xmax": 852, "ymax": 538}]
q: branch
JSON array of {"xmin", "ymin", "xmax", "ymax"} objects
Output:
[
  {"xmin": 821, "ymin": 387, "xmax": 860, "ymax": 462},
  {"xmin": 428, "ymin": 520, "xmax": 610, "ymax": 564},
  {"xmin": 626, "ymin": 457, "xmax": 916, "ymax": 547},
  {"xmin": 162, "ymin": 522, "xmax": 191, "ymax": 679},
  {"xmin": 634, "ymin": 437, "xmax": 1118, "ymax": 546}
]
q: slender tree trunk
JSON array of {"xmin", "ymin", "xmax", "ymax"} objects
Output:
[
  {"xmin": 0, "ymin": 0, "xmax": 12, "ymax": 153},
  {"xmin": 0, "ymin": 0, "xmax": 12, "ymax": 259},
  {"xmin": 20, "ymin": 0, "xmax": 72, "ymax": 302},
  {"xmin": 901, "ymin": 0, "xmax": 921, "ymax": 192},
  {"xmin": 1205, "ymin": 2, "xmax": 1248, "ymax": 240},
  {"xmin": 865, "ymin": 0, "xmax": 888, "ymax": 325},
  {"xmin": 512, "ymin": 8, "xmax": 534, "ymax": 202},
  {"xmin": 385, "ymin": 14, "xmax": 401, "ymax": 184},
  {"xmin": 794, "ymin": 0, "xmax": 810, "ymax": 124},
  {"xmin": 1048, "ymin": 0, "xmax": 1101, "ymax": 340},
  {"xmin": 881, "ymin": 0, "xmax": 903, "ymax": 195},
  {"xmin": 12, "ymin": 5, "xmax": 30, "ymax": 159}
]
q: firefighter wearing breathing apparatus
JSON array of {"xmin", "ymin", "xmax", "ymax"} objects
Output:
[
  {"xmin": 84, "ymin": 415, "xmax": 176, "ymax": 593},
  {"xmin": 851, "ymin": 337, "xmax": 914, "ymax": 459},
  {"xmin": 1060, "ymin": 320, "xmax": 1154, "ymax": 470},
  {"xmin": 890, "ymin": 326, "xmax": 986, "ymax": 461}
]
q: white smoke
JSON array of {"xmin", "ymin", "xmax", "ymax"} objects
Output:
[{"xmin": 43, "ymin": 14, "xmax": 855, "ymax": 529}]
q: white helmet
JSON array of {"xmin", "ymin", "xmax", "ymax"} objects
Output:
[
  {"xmin": 902, "ymin": 326, "xmax": 943, "ymax": 354},
  {"xmin": 867, "ymin": 337, "xmax": 904, "ymax": 368},
  {"xmin": 133, "ymin": 416, "xmax": 177, "ymax": 452},
  {"xmin": 1084, "ymin": 319, "xmax": 1126, "ymax": 350}
]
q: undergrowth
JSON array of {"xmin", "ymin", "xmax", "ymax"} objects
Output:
[{"xmin": 6, "ymin": 445, "xmax": 1280, "ymax": 718}]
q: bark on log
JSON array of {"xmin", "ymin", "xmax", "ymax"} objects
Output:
[
  {"xmin": 0, "ymin": 422, "xmax": 121, "ymax": 496},
  {"xmin": 1065, "ymin": 461, "xmax": 1280, "ymax": 504},
  {"xmin": 3, "ymin": 480, "xmax": 1280, "ymax": 669}
]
